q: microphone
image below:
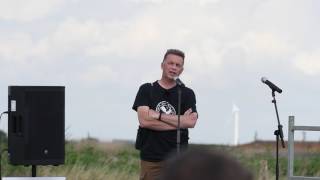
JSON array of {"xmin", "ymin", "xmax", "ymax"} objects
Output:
[
  {"xmin": 174, "ymin": 77, "xmax": 185, "ymax": 87},
  {"xmin": 261, "ymin": 77, "xmax": 282, "ymax": 93}
]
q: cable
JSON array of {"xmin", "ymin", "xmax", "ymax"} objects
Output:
[
  {"xmin": 0, "ymin": 111, "xmax": 8, "ymax": 180},
  {"xmin": 0, "ymin": 112, "xmax": 8, "ymax": 123}
]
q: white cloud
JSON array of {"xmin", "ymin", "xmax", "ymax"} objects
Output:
[
  {"xmin": 81, "ymin": 64, "xmax": 119, "ymax": 83},
  {"xmin": 0, "ymin": 0, "xmax": 316, "ymax": 85},
  {"xmin": 127, "ymin": 0, "xmax": 221, "ymax": 5},
  {"xmin": 1, "ymin": 0, "xmax": 320, "ymax": 143},
  {"xmin": 33, "ymin": 17, "xmax": 157, "ymax": 59},
  {"xmin": 0, "ymin": 0, "xmax": 65, "ymax": 22},
  {"xmin": 49, "ymin": 18, "xmax": 103, "ymax": 55},
  {"xmin": 2, "ymin": 1, "xmax": 226, "ymax": 65},
  {"xmin": 187, "ymin": 40, "xmax": 224, "ymax": 74},
  {"xmin": 127, "ymin": 0, "xmax": 164, "ymax": 3},
  {"xmin": 241, "ymin": 32, "xmax": 291, "ymax": 56},
  {"xmin": 235, "ymin": 31, "xmax": 294, "ymax": 68},
  {"xmin": 0, "ymin": 30, "xmax": 60, "ymax": 64},
  {"xmin": 0, "ymin": 33, "xmax": 33, "ymax": 63},
  {"xmin": 294, "ymin": 50, "xmax": 320, "ymax": 76}
]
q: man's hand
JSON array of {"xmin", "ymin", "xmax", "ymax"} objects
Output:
[
  {"xmin": 184, "ymin": 108, "xmax": 197, "ymax": 121},
  {"xmin": 148, "ymin": 109, "xmax": 160, "ymax": 120},
  {"xmin": 137, "ymin": 106, "xmax": 176, "ymax": 130},
  {"xmin": 158, "ymin": 108, "xmax": 198, "ymax": 128},
  {"xmin": 183, "ymin": 108, "xmax": 197, "ymax": 127},
  {"xmin": 184, "ymin": 108, "xmax": 192, "ymax": 115}
]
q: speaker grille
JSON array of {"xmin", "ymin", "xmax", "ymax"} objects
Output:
[{"xmin": 8, "ymin": 86, "xmax": 65, "ymax": 165}]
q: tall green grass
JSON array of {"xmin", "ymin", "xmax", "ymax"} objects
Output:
[
  {"xmin": 1, "ymin": 140, "xmax": 320, "ymax": 180},
  {"xmin": 1, "ymin": 140, "xmax": 140, "ymax": 179}
]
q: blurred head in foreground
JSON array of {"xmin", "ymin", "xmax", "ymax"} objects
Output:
[{"xmin": 160, "ymin": 149, "xmax": 253, "ymax": 180}]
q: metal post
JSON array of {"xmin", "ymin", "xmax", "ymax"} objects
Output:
[
  {"xmin": 287, "ymin": 116, "xmax": 320, "ymax": 180},
  {"xmin": 32, "ymin": 165, "xmax": 36, "ymax": 177},
  {"xmin": 288, "ymin": 116, "xmax": 295, "ymax": 179}
]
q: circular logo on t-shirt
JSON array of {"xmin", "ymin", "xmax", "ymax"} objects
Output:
[{"xmin": 156, "ymin": 101, "xmax": 176, "ymax": 115}]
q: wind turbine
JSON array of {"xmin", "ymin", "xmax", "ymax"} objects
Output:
[{"xmin": 232, "ymin": 104, "xmax": 240, "ymax": 146}]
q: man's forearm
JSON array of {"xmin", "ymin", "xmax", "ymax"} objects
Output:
[
  {"xmin": 160, "ymin": 112, "xmax": 198, "ymax": 128},
  {"xmin": 140, "ymin": 119, "xmax": 176, "ymax": 131},
  {"xmin": 137, "ymin": 107, "xmax": 176, "ymax": 131}
]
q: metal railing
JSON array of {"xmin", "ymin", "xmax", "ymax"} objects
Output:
[{"xmin": 288, "ymin": 116, "xmax": 320, "ymax": 180}]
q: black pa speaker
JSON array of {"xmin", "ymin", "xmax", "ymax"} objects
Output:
[{"xmin": 8, "ymin": 86, "xmax": 65, "ymax": 165}]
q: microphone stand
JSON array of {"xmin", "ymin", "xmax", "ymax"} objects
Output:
[
  {"xmin": 271, "ymin": 90, "xmax": 285, "ymax": 180},
  {"xmin": 176, "ymin": 86, "xmax": 182, "ymax": 154}
]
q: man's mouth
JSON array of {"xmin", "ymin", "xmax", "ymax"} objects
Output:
[{"xmin": 169, "ymin": 71, "xmax": 177, "ymax": 76}]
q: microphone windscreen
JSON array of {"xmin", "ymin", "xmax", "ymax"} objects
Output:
[{"xmin": 261, "ymin": 77, "xmax": 268, "ymax": 83}]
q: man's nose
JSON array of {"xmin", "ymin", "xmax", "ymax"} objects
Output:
[{"xmin": 171, "ymin": 64, "xmax": 178, "ymax": 69}]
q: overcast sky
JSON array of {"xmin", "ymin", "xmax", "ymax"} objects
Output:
[{"xmin": 1, "ymin": 0, "xmax": 320, "ymax": 144}]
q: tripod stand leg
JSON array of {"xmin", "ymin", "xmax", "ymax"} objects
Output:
[
  {"xmin": 32, "ymin": 165, "xmax": 37, "ymax": 177},
  {"xmin": 274, "ymin": 130, "xmax": 280, "ymax": 180}
]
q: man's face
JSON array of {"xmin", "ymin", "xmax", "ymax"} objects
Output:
[{"xmin": 161, "ymin": 54, "xmax": 184, "ymax": 80}]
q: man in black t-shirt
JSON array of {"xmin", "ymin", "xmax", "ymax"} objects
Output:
[{"xmin": 132, "ymin": 49, "xmax": 198, "ymax": 180}]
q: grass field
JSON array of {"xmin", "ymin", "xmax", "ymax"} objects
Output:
[{"xmin": 1, "ymin": 139, "xmax": 320, "ymax": 180}]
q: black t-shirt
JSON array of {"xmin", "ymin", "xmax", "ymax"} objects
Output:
[{"xmin": 132, "ymin": 81, "xmax": 197, "ymax": 162}]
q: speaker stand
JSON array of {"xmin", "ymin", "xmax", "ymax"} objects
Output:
[{"xmin": 31, "ymin": 165, "xmax": 36, "ymax": 177}]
